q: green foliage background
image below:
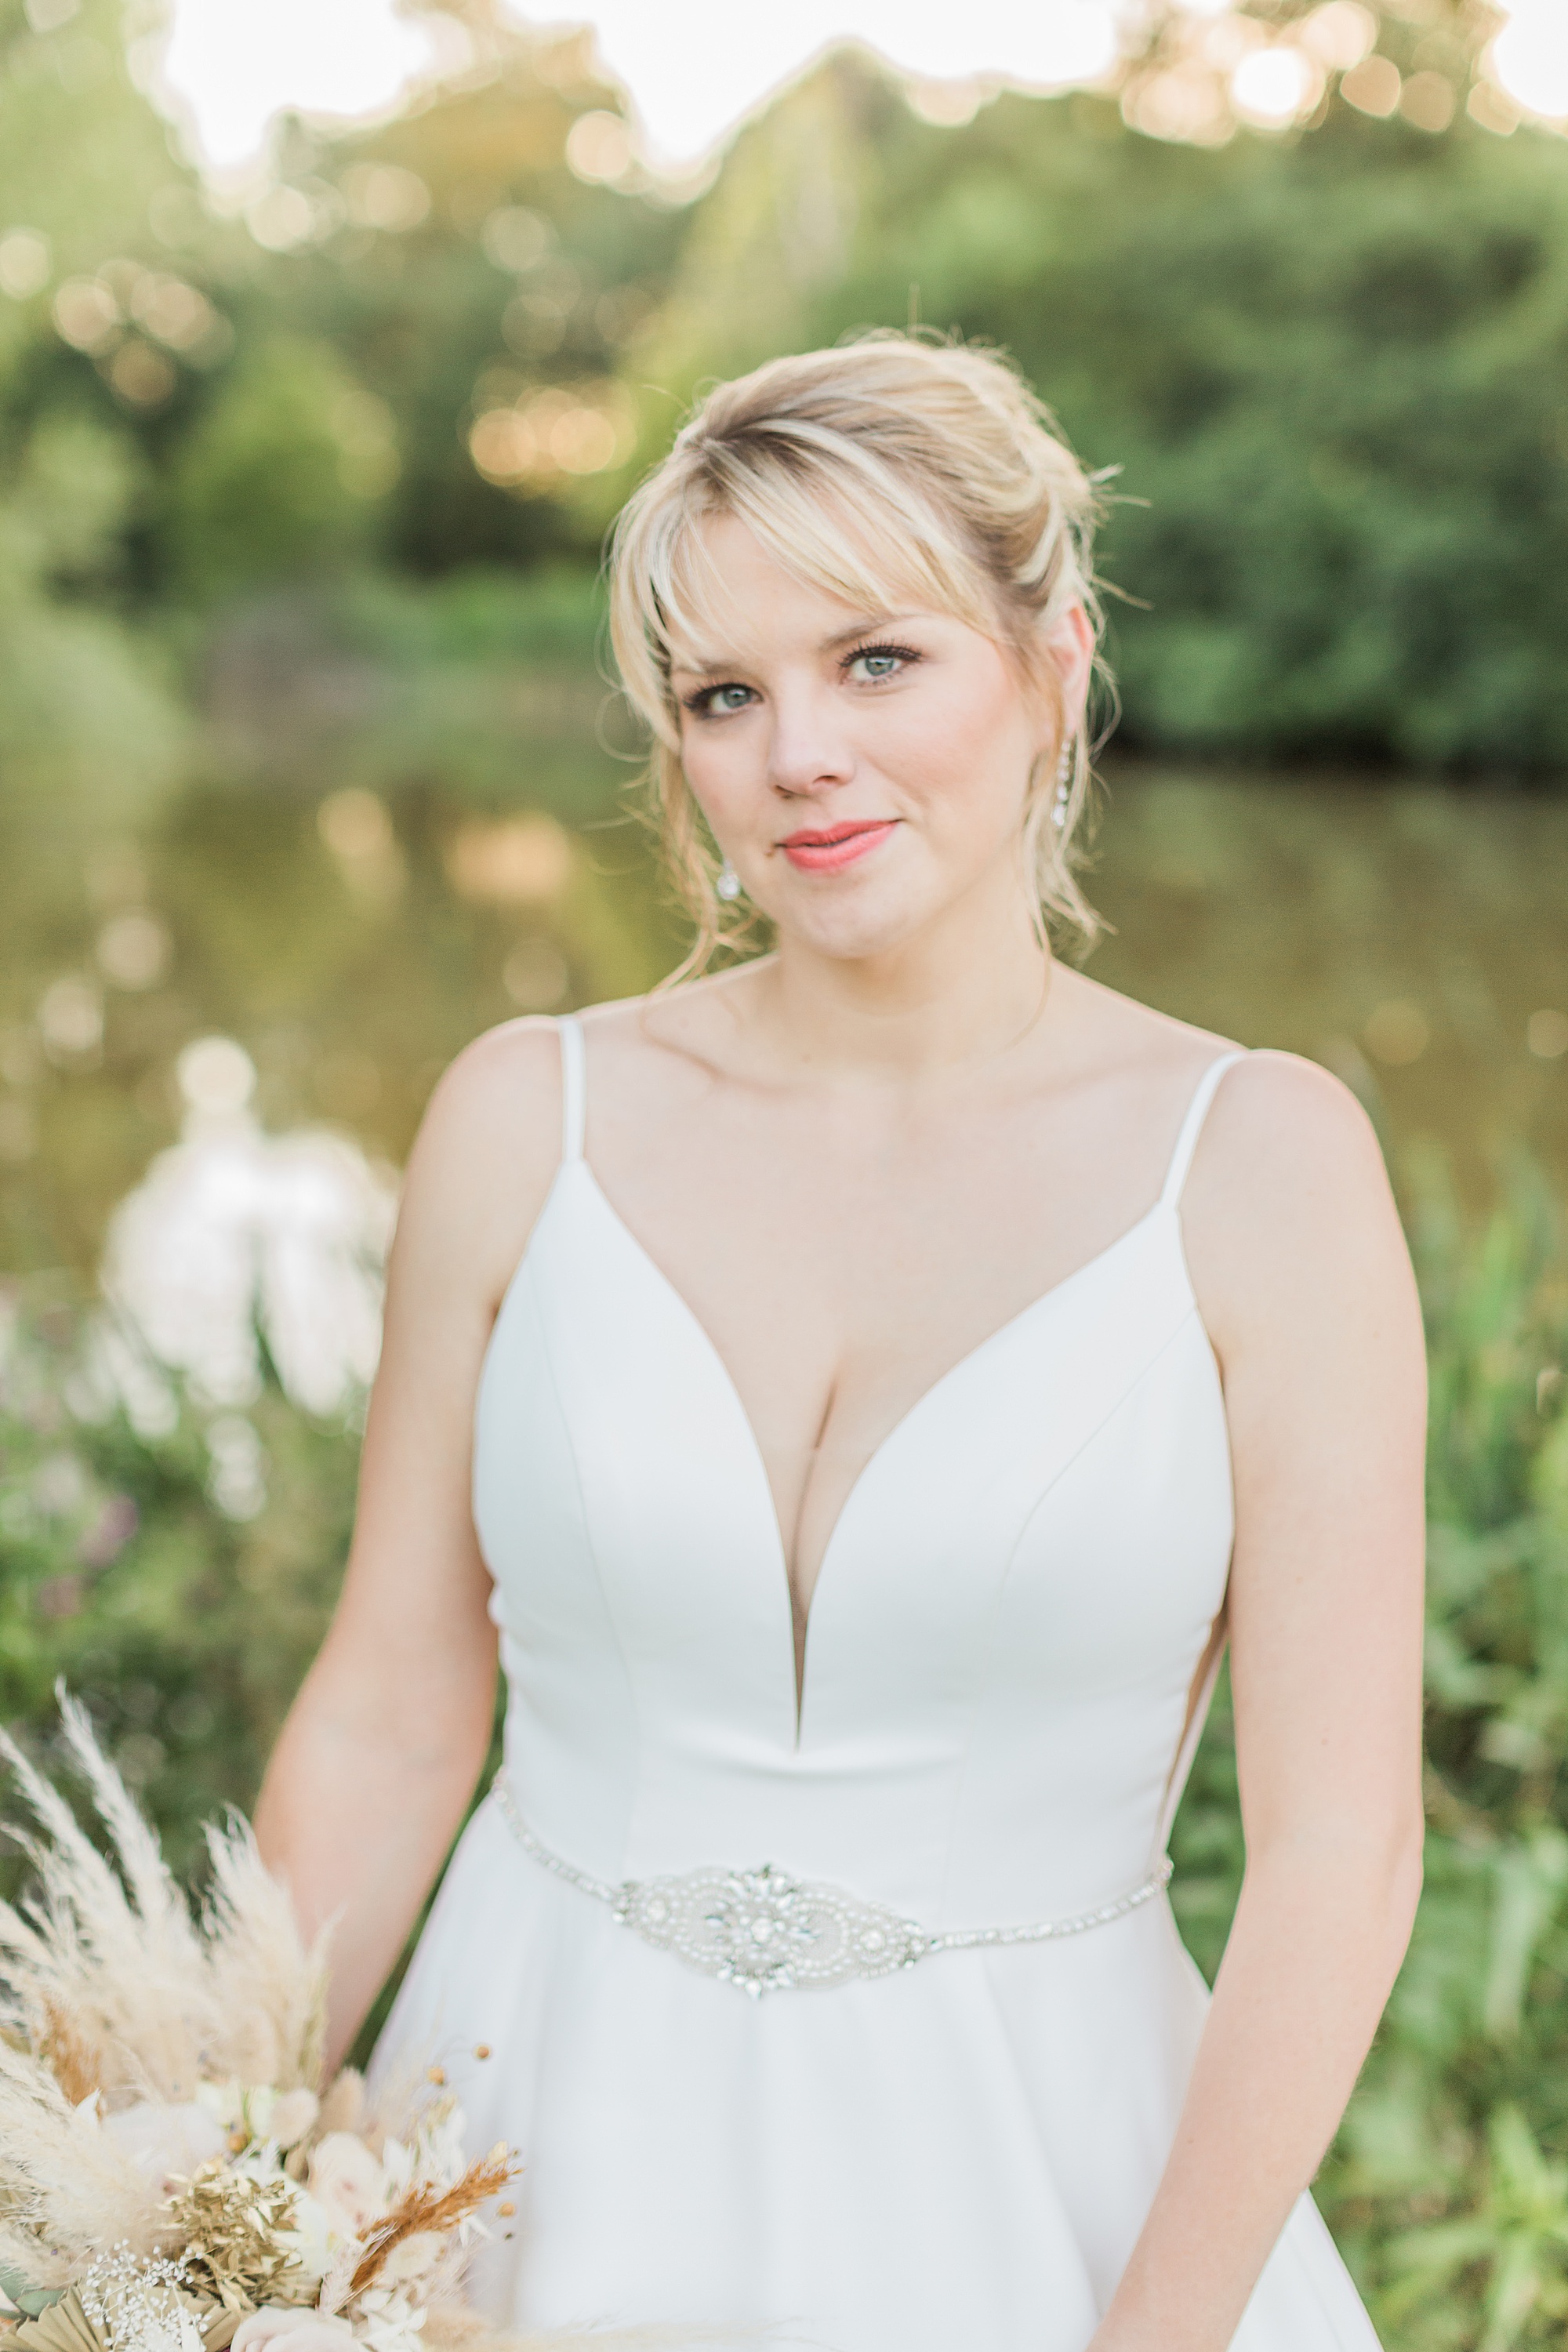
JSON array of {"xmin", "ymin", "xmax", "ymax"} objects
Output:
[{"xmin": 3, "ymin": 0, "xmax": 1568, "ymax": 2343}]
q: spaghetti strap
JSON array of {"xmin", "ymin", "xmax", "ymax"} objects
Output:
[
  {"xmin": 1159, "ymin": 1051, "xmax": 1247, "ymax": 1210},
  {"xmin": 556, "ymin": 1014, "xmax": 586, "ymax": 1163}
]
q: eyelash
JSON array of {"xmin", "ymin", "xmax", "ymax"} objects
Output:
[
  {"xmin": 680, "ymin": 639, "xmax": 922, "ymax": 717},
  {"xmin": 845, "ymin": 638, "xmax": 921, "ymax": 681}
]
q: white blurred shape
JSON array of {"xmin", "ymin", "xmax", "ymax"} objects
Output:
[
  {"xmin": 205, "ymin": 1413, "xmax": 267, "ymax": 1519},
  {"xmin": 178, "ymin": 1035, "xmax": 256, "ymax": 1116},
  {"xmin": 97, "ymin": 912, "xmax": 172, "ymax": 990},
  {"xmin": 159, "ymin": 0, "xmax": 441, "ymax": 169},
  {"xmin": 162, "ymin": 0, "xmax": 1121, "ymax": 172},
  {"xmin": 39, "ymin": 977, "xmax": 104, "ymax": 1060},
  {"xmin": 0, "ymin": 229, "xmax": 51, "ymax": 299},
  {"xmin": 1491, "ymin": 2, "xmax": 1568, "ymax": 120},
  {"xmin": 579, "ymin": 0, "xmax": 1120, "ymax": 160},
  {"xmin": 1231, "ymin": 44, "xmax": 1319, "ymax": 125},
  {"xmin": 103, "ymin": 1041, "xmax": 398, "ymax": 1419}
]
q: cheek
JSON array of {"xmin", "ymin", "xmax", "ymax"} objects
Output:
[
  {"xmin": 878, "ymin": 691, "xmax": 1036, "ymax": 825},
  {"xmin": 677, "ymin": 722, "xmax": 755, "ymax": 816}
]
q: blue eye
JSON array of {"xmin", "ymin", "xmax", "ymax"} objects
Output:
[
  {"xmin": 844, "ymin": 641, "xmax": 919, "ymax": 684},
  {"xmin": 683, "ymin": 681, "xmax": 755, "ymax": 717}
]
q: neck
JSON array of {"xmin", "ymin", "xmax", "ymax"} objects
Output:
[{"xmin": 752, "ymin": 880, "xmax": 1052, "ymax": 1084}]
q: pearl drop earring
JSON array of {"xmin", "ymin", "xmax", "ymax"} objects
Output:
[
  {"xmin": 716, "ymin": 858, "xmax": 742, "ymax": 902},
  {"xmin": 1051, "ymin": 742, "xmax": 1073, "ymax": 833}
]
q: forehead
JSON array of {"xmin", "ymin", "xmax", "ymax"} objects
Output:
[
  {"xmin": 664, "ymin": 519, "xmax": 886, "ymax": 668},
  {"xmin": 661, "ymin": 506, "xmax": 978, "ymax": 673}
]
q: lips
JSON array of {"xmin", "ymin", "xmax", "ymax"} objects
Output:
[{"xmin": 778, "ymin": 820, "xmax": 898, "ymax": 874}]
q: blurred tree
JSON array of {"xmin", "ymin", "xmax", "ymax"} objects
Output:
[
  {"xmin": 0, "ymin": 405, "xmax": 187, "ymax": 907},
  {"xmin": 165, "ymin": 335, "xmax": 390, "ymax": 594},
  {"xmin": 0, "ymin": 0, "xmax": 215, "ymax": 946},
  {"xmin": 229, "ymin": 6, "xmax": 681, "ymax": 576},
  {"xmin": 0, "ymin": 0, "xmax": 188, "ymax": 378},
  {"xmin": 639, "ymin": 49, "xmax": 1568, "ymax": 773}
]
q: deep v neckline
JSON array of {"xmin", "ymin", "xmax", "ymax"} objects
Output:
[
  {"xmin": 513, "ymin": 1018, "xmax": 1243, "ymax": 1740},
  {"xmin": 568, "ymin": 1162, "xmax": 1171, "ymax": 1728}
]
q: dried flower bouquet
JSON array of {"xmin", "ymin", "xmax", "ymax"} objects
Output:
[{"xmin": 0, "ymin": 1701, "xmax": 684, "ymax": 2352}]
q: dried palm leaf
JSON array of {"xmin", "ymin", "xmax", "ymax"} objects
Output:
[{"xmin": 10, "ymin": 2287, "xmax": 108, "ymax": 2352}]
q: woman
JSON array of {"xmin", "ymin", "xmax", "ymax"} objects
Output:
[{"xmin": 254, "ymin": 335, "xmax": 1427, "ymax": 2352}]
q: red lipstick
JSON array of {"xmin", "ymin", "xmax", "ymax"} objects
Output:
[{"xmin": 779, "ymin": 820, "xmax": 897, "ymax": 873}]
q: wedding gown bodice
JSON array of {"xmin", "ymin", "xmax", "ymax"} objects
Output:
[
  {"xmin": 376, "ymin": 1017, "xmax": 1384, "ymax": 2352},
  {"xmin": 474, "ymin": 1017, "xmax": 1235, "ymax": 1931}
]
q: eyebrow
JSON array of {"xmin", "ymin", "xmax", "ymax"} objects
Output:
[{"xmin": 668, "ymin": 612, "xmax": 927, "ymax": 677}]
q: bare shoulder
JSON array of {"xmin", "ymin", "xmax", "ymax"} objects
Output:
[
  {"xmin": 1193, "ymin": 1047, "xmax": 1392, "ymax": 1218},
  {"xmin": 391, "ymin": 1015, "xmax": 571, "ymax": 1316},
  {"xmin": 1180, "ymin": 1049, "xmax": 1420, "ymax": 1368}
]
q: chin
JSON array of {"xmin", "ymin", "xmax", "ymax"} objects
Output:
[{"xmin": 768, "ymin": 887, "xmax": 938, "ymax": 964}]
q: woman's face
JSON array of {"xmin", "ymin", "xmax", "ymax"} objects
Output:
[{"xmin": 669, "ymin": 515, "xmax": 1087, "ymax": 966}]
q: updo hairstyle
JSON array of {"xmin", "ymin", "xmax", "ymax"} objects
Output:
[{"xmin": 608, "ymin": 332, "xmax": 1112, "ymax": 974}]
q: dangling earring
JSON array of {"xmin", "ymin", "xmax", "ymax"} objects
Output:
[
  {"xmin": 716, "ymin": 857, "xmax": 742, "ymax": 902},
  {"xmin": 1051, "ymin": 742, "xmax": 1073, "ymax": 833}
]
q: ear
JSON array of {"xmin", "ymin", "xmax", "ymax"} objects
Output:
[{"xmin": 1043, "ymin": 604, "xmax": 1095, "ymax": 739}]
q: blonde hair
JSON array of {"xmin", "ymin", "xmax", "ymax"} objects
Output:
[{"xmin": 608, "ymin": 331, "xmax": 1112, "ymax": 974}]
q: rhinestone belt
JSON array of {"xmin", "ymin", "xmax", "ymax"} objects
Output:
[{"xmin": 492, "ymin": 1770, "xmax": 1173, "ymax": 1999}]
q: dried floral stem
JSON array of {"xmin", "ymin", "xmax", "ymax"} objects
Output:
[{"xmin": 350, "ymin": 2154, "xmax": 518, "ymax": 2296}]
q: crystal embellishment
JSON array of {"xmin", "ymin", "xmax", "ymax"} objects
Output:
[
  {"xmin": 493, "ymin": 1771, "xmax": 1173, "ymax": 1999},
  {"xmin": 622, "ymin": 1859, "xmax": 928, "ymax": 1995}
]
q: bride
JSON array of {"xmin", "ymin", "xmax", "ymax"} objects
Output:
[{"xmin": 254, "ymin": 334, "xmax": 1426, "ymax": 2351}]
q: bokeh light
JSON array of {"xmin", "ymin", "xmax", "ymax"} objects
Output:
[
  {"xmin": 1230, "ymin": 45, "xmax": 1321, "ymax": 126},
  {"xmin": 1491, "ymin": 0, "xmax": 1568, "ymax": 122}
]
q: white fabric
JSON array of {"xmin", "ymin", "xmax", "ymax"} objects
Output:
[{"xmin": 376, "ymin": 1028, "xmax": 1381, "ymax": 2351}]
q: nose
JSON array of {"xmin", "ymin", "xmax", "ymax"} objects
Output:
[{"xmin": 764, "ymin": 679, "xmax": 855, "ymax": 800}]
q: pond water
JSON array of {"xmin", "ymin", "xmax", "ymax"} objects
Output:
[{"xmin": 2, "ymin": 756, "xmax": 1565, "ymax": 1294}]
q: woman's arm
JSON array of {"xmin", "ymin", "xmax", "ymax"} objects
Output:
[
  {"xmin": 254, "ymin": 1021, "xmax": 564, "ymax": 2070},
  {"xmin": 1091, "ymin": 1052, "xmax": 1428, "ymax": 2352}
]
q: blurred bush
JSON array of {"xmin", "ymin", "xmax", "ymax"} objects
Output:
[
  {"xmin": 165, "ymin": 336, "xmax": 391, "ymax": 595},
  {"xmin": 1170, "ymin": 1166, "xmax": 1568, "ymax": 2349}
]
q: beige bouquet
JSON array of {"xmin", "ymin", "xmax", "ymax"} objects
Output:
[{"xmin": 0, "ymin": 1701, "xmax": 687, "ymax": 2352}]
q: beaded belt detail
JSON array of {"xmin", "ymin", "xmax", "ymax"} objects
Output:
[{"xmin": 492, "ymin": 1770, "xmax": 1173, "ymax": 1999}]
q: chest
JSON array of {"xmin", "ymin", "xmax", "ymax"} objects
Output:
[{"xmin": 593, "ymin": 1103, "xmax": 1164, "ymax": 1465}]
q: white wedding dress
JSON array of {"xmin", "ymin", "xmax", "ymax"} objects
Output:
[{"xmin": 374, "ymin": 1018, "xmax": 1382, "ymax": 2352}]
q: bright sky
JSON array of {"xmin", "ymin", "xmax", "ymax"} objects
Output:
[{"xmin": 158, "ymin": 0, "xmax": 1568, "ymax": 175}]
